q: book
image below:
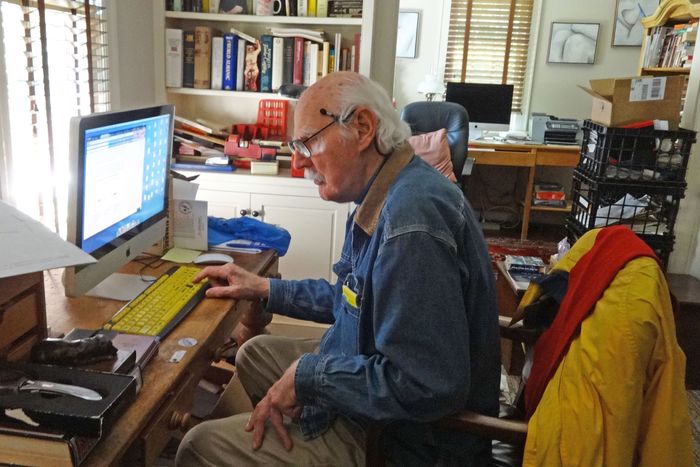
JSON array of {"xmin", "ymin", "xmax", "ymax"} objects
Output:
[
  {"xmin": 193, "ymin": 26, "xmax": 212, "ymax": 89},
  {"xmin": 308, "ymin": 0, "xmax": 316, "ymax": 16},
  {"xmin": 293, "ymin": 36, "xmax": 305, "ymax": 84},
  {"xmin": 353, "ymin": 32, "xmax": 360, "ymax": 72},
  {"xmin": 298, "ymin": 0, "xmax": 307, "ymax": 16},
  {"xmin": 333, "ymin": 32, "xmax": 342, "ymax": 72},
  {"xmin": 282, "ymin": 37, "xmax": 294, "ymax": 86},
  {"xmin": 307, "ymin": 41, "xmax": 319, "ymax": 84},
  {"xmin": 0, "ymin": 420, "xmax": 100, "ymax": 467},
  {"xmin": 268, "ymin": 27, "xmax": 324, "ymax": 43},
  {"xmin": 165, "ymin": 28, "xmax": 183, "ymax": 88},
  {"xmin": 222, "ymin": 33, "xmax": 237, "ymax": 90},
  {"xmin": 316, "ymin": 0, "xmax": 328, "ymax": 17},
  {"xmin": 236, "ymin": 37, "xmax": 246, "ymax": 91},
  {"xmin": 229, "ymin": 26, "xmax": 257, "ymax": 44},
  {"xmin": 271, "ymin": 36, "xmax": 284, "ymax": 92},
  {"xmin": 210, "ymin": 36, "xmax": 224, "ymax": 90},
  {"xmin": 321, "ymin": 41, "xmax": 330, "ymax": 77},
  {"xmin": 175, "ymin": 115, "xmax": 218, "ymax": 135},
  {"xmin": 504, "ymin": 255, "xmax": 546, "ymax": 273},
  {"xmin": 182, "ymin": 30, "xmax": 196, "ymax": 87},
  {"xmin": 259, "ymin": 34, "xmax": 274, "ymax": 92},
  {"xmin": 244, "ymin": 40, "xmax": 261, "ymax": 91}
]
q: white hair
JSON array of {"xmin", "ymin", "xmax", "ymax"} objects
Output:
[{"xmin": 333, "ymin": 74, "xmax": 411, "ymax": 154}]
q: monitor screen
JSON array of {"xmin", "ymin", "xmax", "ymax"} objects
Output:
[
  {"xmin": 445, "ymin": 82, "xmax": 514, "ymax": 134},
  {"xmin": 65, "ymin": 105, "xmax": 174, "ymax": 298}
]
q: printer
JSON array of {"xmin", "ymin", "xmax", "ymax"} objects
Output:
[{"xmin": 530, "ymin": 113, "xmax": 581, "ymax": 145}]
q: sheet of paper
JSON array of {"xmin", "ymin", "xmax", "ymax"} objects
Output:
[
  {"xmin": 0, "ymin": 201, "xmax": 96, "ymax": 278},
  {"xmin": 173, "ymin": 198, "xmax": 208, "ymax": 250},
  {"xmin": 161, "ymin": 247, "xmax": 203, "ymax": 263},
  {"xmin": 173, "ymin": 178, "xmax": 199, "ymax": 199}
]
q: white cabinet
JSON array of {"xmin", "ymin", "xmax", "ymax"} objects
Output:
[{"xmin": 186, "ymin": 170, "xmax": 350, "ymax": 282}]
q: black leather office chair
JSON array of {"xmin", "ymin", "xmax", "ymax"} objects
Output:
[{"xmin": 400, "ymin": 101, "xmax": 470, "ymax": 185}]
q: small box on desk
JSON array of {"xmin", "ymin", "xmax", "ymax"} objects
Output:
[{"xmin": 0, "ymin": 361, "xmax": 137, "ymax": 437}]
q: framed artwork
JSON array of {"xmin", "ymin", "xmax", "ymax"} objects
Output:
[
  {"xmin": 612, "ymin": 0, "xmax": 660, "ymax": 46},
  {"xmin": 547, "ymin": 22, "xmax": 600, "ymax": 64},
  {"xmin": 396, "ymin": 10, "xmax": 420, "ymax": 58}
]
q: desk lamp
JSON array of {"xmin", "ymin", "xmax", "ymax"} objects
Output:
[{"xmin": 417, "ymin": 74, "xmax": 445, "ymax": 101}]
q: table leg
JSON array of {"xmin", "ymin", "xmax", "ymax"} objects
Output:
[{"xmin": 520, "ymin": 165, "xmax": 536, "ymax": 240}]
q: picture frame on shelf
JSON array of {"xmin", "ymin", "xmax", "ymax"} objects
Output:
[
  {"xmin": 547, "ymin": 22, "xmax": 600, "ymax": 64},
  {"xmin": 612, "ymin": 0, "xmax": 660, "ymax": 46},
  {"xmin": 396, "ymin": 10, "xmax": 420, "ymax": 59}
]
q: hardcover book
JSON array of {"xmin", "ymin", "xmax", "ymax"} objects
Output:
[
  {"xmin": 293, "ymin": 36, "xmax": 305, "ymax": 84},
  {"xmin": 282, "ymin": 37, "xmax": 294, "ymax": 86},
  {"xmin": 210, "ymin": 36, "xmax": 224, "ymax": 90},
  {"xmin": 244, "ymin": 40, "xmax": 261, "ymax": 92},
  {"xmin": 236, "ymin": 37, "xmax": 246, "ymax": 91},
  {"xmin": 165, "ymin": 28, "xmax": 183, "ymax": 88},
  {"xmin": 271, "ymin": 36, "xmax": 284, "ymax": 92},
  {"xmin": 259, "ymin": 35, "xmax": 274, "ymax": 92},
  {"xmin": 182, "ymin": 30, "xmax": 196, "ymax": 88},
  {"xmin": 222, "ymin": 33, "xmax": 238, "ymax": 90},
  {"xmin": 193, "ymin": 26, "xmax": 212, "ymax": 89}
]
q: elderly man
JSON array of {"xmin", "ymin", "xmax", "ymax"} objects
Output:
[{"xmin": 176, "ymin": 72, "xmax": 499, "ymax": 466}]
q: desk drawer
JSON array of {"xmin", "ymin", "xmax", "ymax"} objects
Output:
[
  {"xmin": 138, "ymin": 371, "xmax": 196, "ymax": 466},
  {"xmin": 0, "ymin": 272, "xmax": 46, "ymax": 360}
]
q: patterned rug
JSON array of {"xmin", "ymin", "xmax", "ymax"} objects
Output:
[{"xmin": 486, "ymin": 236, "xmax": 559, "ymax": 266}]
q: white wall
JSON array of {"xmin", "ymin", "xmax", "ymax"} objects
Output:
[{"xmin": 108, "ymin": 0, "xmax": 157, "ymax": 110}]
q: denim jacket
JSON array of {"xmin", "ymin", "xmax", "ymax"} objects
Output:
[{"xmin": 266, "ymin": 144, "xmax": 500, "ymax": 463}]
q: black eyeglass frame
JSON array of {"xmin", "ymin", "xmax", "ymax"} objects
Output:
[{"xmin": 288, "ymin": 108, "xmax": 356, "ymax": 159}]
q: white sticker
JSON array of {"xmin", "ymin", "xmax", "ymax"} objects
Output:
[
  {"xmin": 178, "ymin": 337, "xmax": 198, "ymax": 347},
  {"xmin": 629, "ymin": 77, "xmax": 666, "ymax": 102},
  {"xmin": 169, "ymin": 349, "xmax": 186, "ymax": 363}
]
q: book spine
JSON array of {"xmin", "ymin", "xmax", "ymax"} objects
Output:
[
  {"xmin": 210, "ymin": 36, "xmax": 224, "ymax": 90},
  {"xmin": 302, "ymin": 40, "xmax": 311, "ymax": 85},
  {"xmin": 193, "ymin": 26, "xmax": 212, "ymax": 89},
  {"xmin": 316, "ymin": 0, "xmax": 327, "ymax": 17},
  {"xmin": 288, "ymin": 0, "xmax": 297, "ymax": 16},
  {"xmin": 222, "ymin": 34, "xmax": 236, "ymax": 90},
  {"xmin": 297, "ymin": 0, "xmax": 307, "ymax": 16},
  {"xmin": 282, "ymin": 37, "xmax": 294, "ymax": 86},
  {"xmin": 308, "ymin": 0, "xmax": 316, "ymax": 16},
  {"xmin": 182, "ymin": 30, "xmax": 195, "ymax": 88},
  {"xmin": 353, "ymin": 32, "xmax": 360, "ymax": 72},
  {"xmin": 293, "ymin": 36, "xmax": 304, "ymax": 84},
  {"xmin": 333, "ymin": 32, "xmax": 342, "ymax": 72},
  {"xmin": 244, "ymin": 40, "xmax": 261, "ymax": 91},
  {"xmin": 321, "ymin": 41, "xmax": 329, "ymax": 77},
  {"xmin": 308, "ymin": 42, "xmax": 319, "ymax": 85},
  {"xmin": 236, "ymin": 38, "xmax": 246, "ymax": 91},
  {"xmin": 165, "ymin": 28, "xmax": 183, "ymax": 88},
  {"xmin": 271, "ymin": 37, "xmax": 284, "ymax": 92},
  {"xmin": 260, "ymin": 35, "xmax": 274, "ymax": 92}
]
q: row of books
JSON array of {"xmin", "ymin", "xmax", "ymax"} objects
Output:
[
  {"xmin": 167, "ymin": 0, "xmax": 362, "ymax": 18},
  {"xmin": 166, "ymin": 26, "xmax": 360, "ymax": 92},
  {"xmin": 641, "ymin": 20, "xmax": 697, "ymax": 69}
]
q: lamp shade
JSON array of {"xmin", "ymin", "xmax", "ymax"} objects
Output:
[{"xmin": 417, "ymin": 74, "xmax": 446, "ymax": 96}]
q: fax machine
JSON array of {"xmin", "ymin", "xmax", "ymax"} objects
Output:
[{"xmin": 530, "ymin": 113, "xmax": 581, "ymax": 145}]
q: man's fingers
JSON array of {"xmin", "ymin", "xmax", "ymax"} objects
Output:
[
  {"xmin": 269, "ymin": 408, "xmax": 293, "ymax": 451},
  {"xmin": 206, "ymin": 285, "xmax": 238, "ymax": 298}
]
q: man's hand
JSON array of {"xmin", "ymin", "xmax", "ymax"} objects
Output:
[
  {"xmin": 245, "ymin": 359, "xmax": 302, "ymax": 451},
  {"xmin": 193, "ymin": 263, "xmax": 269, "ymax": 300}
]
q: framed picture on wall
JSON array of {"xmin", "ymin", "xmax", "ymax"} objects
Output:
[
  {"xmin": 547, "ymin": 22, "xmax": 600, "ymax": 64},
  {"xmin": 396, "ymin": 10, "xmax": 420, "ymax": 58},
  {"xmin": 612, "ymin": 0, "xmax": 660, "ymax": 46}
]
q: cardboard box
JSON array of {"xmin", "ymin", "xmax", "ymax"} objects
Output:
[{"xmin": 578, "ymin": 76, "xmax": 684, "ymax": 129}]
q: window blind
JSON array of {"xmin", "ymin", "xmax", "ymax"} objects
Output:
[
  {"xmin": 0, "ymin": 0, "xmax": 109, "ymax": 234},
  {"xmin": 445, "ymin": 0, "xmax": 534, "ymax": 113}
]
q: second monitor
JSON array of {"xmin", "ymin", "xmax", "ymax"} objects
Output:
[{"xmin": 445, "ymin": 82, "xmax": 514, "ymax": 139}]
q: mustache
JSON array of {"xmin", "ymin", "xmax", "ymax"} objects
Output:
[{"xmin": 304, "ymin": 168, "xmax": 325, "ymax": 183}]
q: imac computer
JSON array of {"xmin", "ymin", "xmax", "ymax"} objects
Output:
[
  {"xmin": 64, "ymin": 104, "xmax": 174, "ymax": 299},
  {"xmin": 445, "ymin": 82, "xmax": 514, "ymax": 140}
]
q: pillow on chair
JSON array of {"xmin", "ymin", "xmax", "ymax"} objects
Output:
[{"xmin": 408, "ymin": 128, "xmax": 457, "ymax": 182}]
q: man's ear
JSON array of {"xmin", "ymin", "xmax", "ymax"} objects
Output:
[{"xmin": 352, "ymin": 107, "xmax": 377, "ymax": 153}]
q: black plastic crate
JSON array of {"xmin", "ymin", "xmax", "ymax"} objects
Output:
[
  {"xmin": 577, "ymin": 120, "xmax": 696, "ymax": 186},
  {"xmin": 565, "ymin": 220, "xmax": 674, "ymax": 268},
  {"xmin": 568, "ymin": 170, "xmax": 684, "ymax": 238}
]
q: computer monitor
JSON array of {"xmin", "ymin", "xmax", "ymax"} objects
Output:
[
  {"xmin": 64, "ymin": 104, "xmax": 174, "ymax": 299},
  {"xmin": 445, "ymin": 82, "xmax": 514, "ymax": 139}
]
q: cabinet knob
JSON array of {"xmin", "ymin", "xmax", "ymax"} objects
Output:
[
  {"xmin": 251, "ymin": 210, "xmax": 261, "ymax": 217},
  {"xmin": 169, "ymin": 411, "xmax": 191, "ymax": 432},
  {"xmin": 240, "ymin": 209, "xmax": 249, "ymax": 217}
]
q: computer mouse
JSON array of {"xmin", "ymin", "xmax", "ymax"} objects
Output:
[{"xmin": 193, "ymin": 253, "xmax": 234, "ymax": 265}]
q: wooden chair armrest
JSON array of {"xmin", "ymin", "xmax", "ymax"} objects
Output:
[{"xmin": 434, "ymin": 411, "xmax": 528, "ymax": 445}]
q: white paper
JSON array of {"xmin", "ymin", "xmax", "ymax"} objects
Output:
[
  {"xmin": 0, "ymin": 201, "xmax": 96, "ymax": 278},
  {"xmin": 629, "ymin": 76, "xmax": 666, "ymax": 102},
  {"xmin": 173, "ymin": 178, "xmax": 199, "ymax": 199},
  {"xmin": 173, "ymin": 198, "xmax": 208, "ymax": 250}
]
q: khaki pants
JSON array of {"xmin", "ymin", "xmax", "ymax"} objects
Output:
[{"xmin": 176, "ymin": 335, "xmax": 367, "ymax": 466}]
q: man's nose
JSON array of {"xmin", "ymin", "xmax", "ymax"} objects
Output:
[{"xmin": 292, "ymin": 152, "xmax": 311, "ymax": 170}]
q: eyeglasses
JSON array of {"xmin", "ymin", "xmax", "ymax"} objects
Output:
[{"xmin": 288, "ymin": 108, "xmax": 355, "ymax": 159}]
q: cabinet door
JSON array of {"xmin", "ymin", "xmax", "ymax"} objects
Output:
[
  {"xmin": 251, "ymin": 193, "xmax": 349, "ymax": 281},
  {"xmin": 196, "ymin": 189, "xmax": 250, "ymax": 219}
]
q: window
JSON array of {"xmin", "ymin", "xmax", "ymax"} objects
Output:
[
  {"xmin": 444, "ymin": 0, "xmax": 534, "ymax": 113},
  {"xmin": 0, "ymin": 0, "xmax": 110, "ymax": 236}
]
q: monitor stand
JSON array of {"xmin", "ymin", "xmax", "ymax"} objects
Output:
[{"xmin": 85, "ymin": 273, "xmax": 156, "ymax": 301}]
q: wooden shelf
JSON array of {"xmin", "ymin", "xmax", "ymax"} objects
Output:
[
  {"xmin": 529, "ymin": 201, "xmax": 572, "ymax": 213},
  {"xmin": 641, "ymin": 67, "xmax": 691, "ymax": 74},
  {"xmin": 165, "ymin": 11, "xmax": 362, "ymax": 26}
]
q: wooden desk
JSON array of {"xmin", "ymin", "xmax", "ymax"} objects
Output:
[
  {"xmin": 42, "ymin": 251, "xmax": 278, "ymax": 466},
  {"xmin": 468, "ymin": 140, "xmax": 580, "ymax": 240}
]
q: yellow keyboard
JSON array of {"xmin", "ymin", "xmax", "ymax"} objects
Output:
[{"xmin": 103, "ymin": 265, "xmax": 208, "ymax": 339}]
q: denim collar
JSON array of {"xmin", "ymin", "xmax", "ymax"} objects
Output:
[{"xmin": 354, "ymin": 142, "xmax": 414, "ymax": 236}]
